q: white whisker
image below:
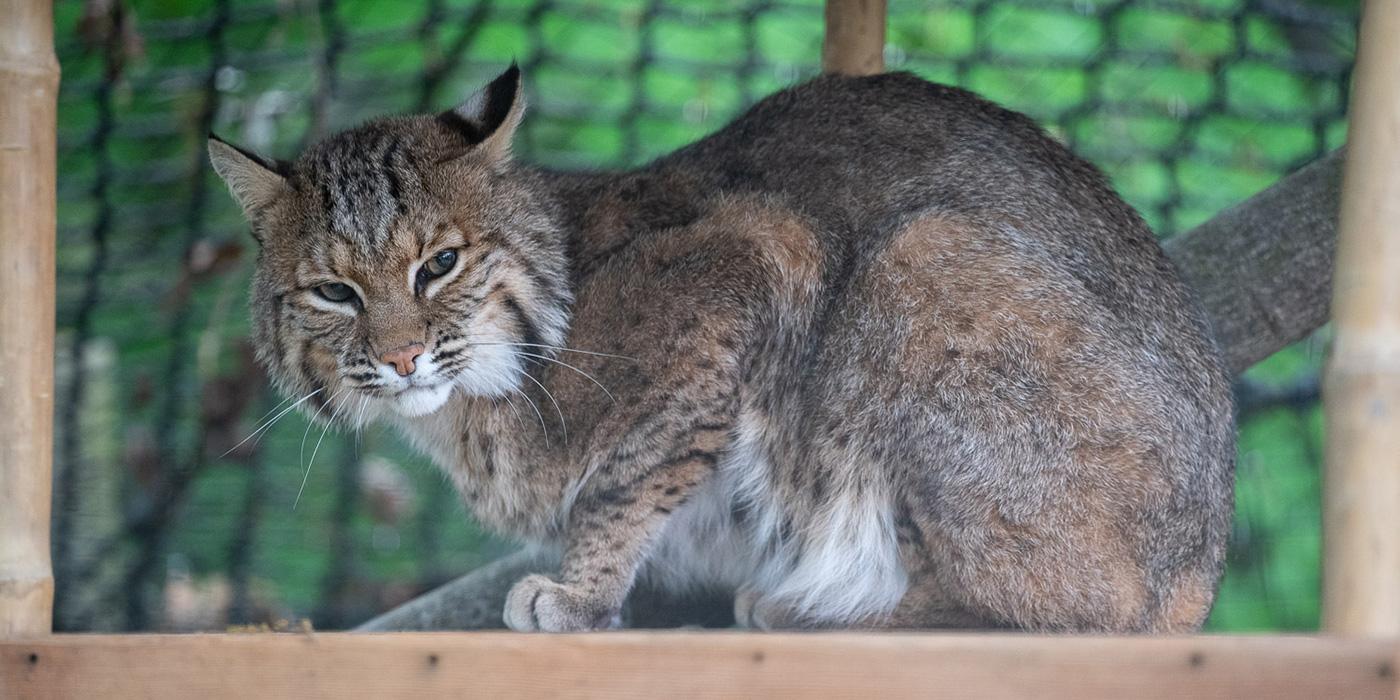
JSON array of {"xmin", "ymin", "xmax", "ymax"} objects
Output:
[
  {"xmin": 465, "ymin": 339, "xmax": 636, "ymax": 362},
  {"xmin": 354, "ymin": 393, "xmax": 370, "ymax": 436},
  {"xmin": 499, "ymin": 393, "xmax": 528, "ymax": 434},
  {"xmin": 299, "ymin": 388, "xmax": 344, "ymax": 472},
  {"xmin": 242, "ymin": 393, "xmax": 297, "ymax": 437},
  {"xmin": 295, "ymin": 390, "xmax": 352, "ymax": 510},
  {"xmin": 220, "ymin": 388, "xmax": 324, "ymax": 459},
  {"xmin": 516, "ymin": 351, "xmax": 616, "ymax": 403},
  {"xmin": 518, "ymin": 370, "xmax": 567, "ymax": 444},
  {"xmin": 509, "ymin": 385, "xmax": 549, "ymax": 448}
]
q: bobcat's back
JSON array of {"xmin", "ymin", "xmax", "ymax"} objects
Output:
[{"xmin": 554, "ymin": 72, "xmax": 1234, "ymax": 631}]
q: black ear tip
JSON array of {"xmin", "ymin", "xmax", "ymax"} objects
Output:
[{"xmin": 503, "ymin": 61, "xmax": 520, "ymax": 81}]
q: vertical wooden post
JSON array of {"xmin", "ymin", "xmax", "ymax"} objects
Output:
[
  {"xmin": 1322, "ymin": 0, "xmax": 1400, "ymax": 637},
  {"xmin": 0, "ymin": 0, "xmax": 59, "ymax": 638},
  {"xmin": 822, "ymin": 0, "xmax": 886, "ymax": 76}
]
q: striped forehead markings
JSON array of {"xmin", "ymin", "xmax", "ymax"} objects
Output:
[
  {"xmin": 382, "ymin": 135, "xmax": 409, "ymax": 219},
  {"xmin": 315, "ymin": 130, "xmax": 417, "ymax": 246}
]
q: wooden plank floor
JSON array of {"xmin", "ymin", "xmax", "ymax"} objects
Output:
[{"xmin": 2, "ymin": 632, "xmax": 1397, "ymax": 699}]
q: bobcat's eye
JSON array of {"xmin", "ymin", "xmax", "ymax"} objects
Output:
[
  {"xmin": 416, "ymin": 249, "xmax": 459, "ymax": 294},
  {"xmin": 315, "ymin": 282, "xmax": 357, "ymax": 304},
  {"xmin": 424, "ymin": 249, "xmax": 458, "ymax": 278}
]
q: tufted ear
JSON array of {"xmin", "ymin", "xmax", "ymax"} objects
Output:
[
  {"xmin": 439, "ymin": 63, "xmax": 525, "ymax": 164},
  {"xmin": 208, "ymin": 134, "xmax": 289, "ymax": 220}
]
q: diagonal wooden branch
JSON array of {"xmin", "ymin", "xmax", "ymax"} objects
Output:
[
  {"xmin": 358, "ymin": 549, "xmax": 554, "ymax": 631},
  {"xmin": 359, "ymin": 149, "xmax": 1345, "ymax": 632},
  {"xmin": 1166, "ymin": 149, "xmax": 1343, "ymax": 375}
]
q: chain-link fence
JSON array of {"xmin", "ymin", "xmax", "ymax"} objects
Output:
[{"xmin": 52, "ymin": 0, "xmax": 1356, "ymax": 632}]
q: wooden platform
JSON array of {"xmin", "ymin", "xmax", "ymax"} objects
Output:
[{"xmin": 2, "ymin": 632, "xmax": 1397, "ymax": 699}]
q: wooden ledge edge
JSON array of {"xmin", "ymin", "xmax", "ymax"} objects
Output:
[{"xmin": 2, "ymin": 632, "xmax": 1396, "ymax": 700}]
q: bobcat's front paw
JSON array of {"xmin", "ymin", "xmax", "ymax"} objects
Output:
[{"xmin": 504, "ymin": 574, "xmax": 622, "ymax": 632}]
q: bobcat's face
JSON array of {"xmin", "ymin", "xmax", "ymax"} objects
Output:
[{"xmin": 211, "ymin": 66, "xmax": 569, "ymax": 420}]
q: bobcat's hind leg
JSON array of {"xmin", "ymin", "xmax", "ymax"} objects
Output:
[
  {"xmin": 734, "ymin": 579, "xmax": 991, "ymax": 630},
  {"xmin": 876, "ymin": 513, "xmax": 1001, "ymax": 630},
  {"xmin": 872, "ymin": 575, "xmax": 998, "ymax": 630}
]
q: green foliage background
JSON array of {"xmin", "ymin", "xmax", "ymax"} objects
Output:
[{"xmin": 51, "ymin": 0, "xmax": 1355, "ymax": 630}]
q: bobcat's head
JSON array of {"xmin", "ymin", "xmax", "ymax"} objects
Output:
[{"xmin": 210, "ymin": 66, "xmax": 569, "ymax": 421}]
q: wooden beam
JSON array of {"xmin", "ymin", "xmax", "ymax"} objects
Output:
[
  {"xmin": 822, "ymin": 0, "xmax": 887, "ymax": 76},
  {"xmin": 2, "ymin": 633, "xmax": 1397, "ymax": 699},
  {"xmin": 1323, "ymin": 0, "xmax": 1400, "ymax": 637},
  {"xmin": 0, "ymin": 0, "xmax": 59, "ymax": 640}
]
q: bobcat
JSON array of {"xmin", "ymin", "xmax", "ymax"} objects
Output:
[{"xmin": 210, "ymin": 65, "xmax": 1234, "ymax": 632}]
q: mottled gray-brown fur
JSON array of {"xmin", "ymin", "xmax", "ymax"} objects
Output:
[{"xmin": 210, "ymin": 66, "xmax": 1234, "ymax": 632}]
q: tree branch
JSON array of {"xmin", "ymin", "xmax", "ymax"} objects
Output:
[
  {"xmin": 359, "ymin": 549, "xmax": 551, "ymax": 631},
  {"xmin": 1165, "ymin": 149, "xmax": 1342, "ymax": 375},
  {"xmin": 359, "ymin": 150, "xmax": 1345, "ymax": 632}
]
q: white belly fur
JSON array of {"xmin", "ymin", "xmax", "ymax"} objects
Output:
[{"xmin": 644, "ymin": 411, "xmax": 908, "ymax": 624}]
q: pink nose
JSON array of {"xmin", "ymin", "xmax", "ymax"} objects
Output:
[{"xmin": 380, "ymin": 343, "xmax": 425, "ymax": 377}]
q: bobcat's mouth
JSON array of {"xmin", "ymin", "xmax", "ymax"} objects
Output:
[
  {"xmin": 392, "ymin": 381, "xmax": 454, "ymax": 417},
  {"xmin": 359, "ymin": 348, "xmax": 457, "ymax": 417}
]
